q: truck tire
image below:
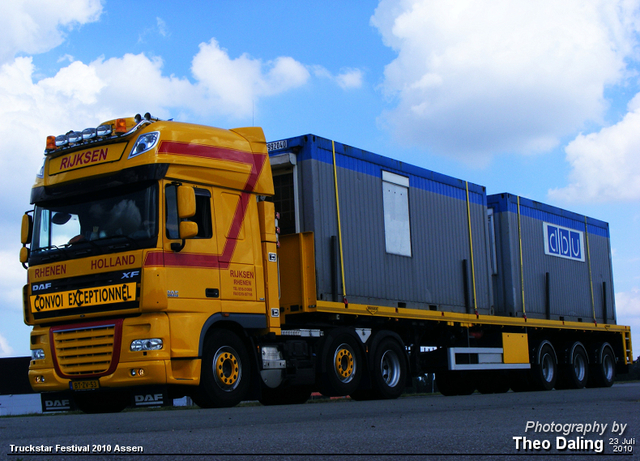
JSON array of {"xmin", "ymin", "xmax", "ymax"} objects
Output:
[
  {"xmin": 259, "ymin": 385, "xmax": 312, "ymax": 406},
  {"xmin": 556, "ymin": 342, "xmax": 589, "ymax": 389},
  {"xmin": 74, "ymin": 391, "xmax": 128, "ymax": 414},
  {"xmin": 436, "ymin": 371, "xmax": 475, "ymax": 396},
  {"xmin": 193, "ymin": 329, "xmax": 251, "ymax": 408},
  {"xmin": 320, "ymin": 334, "xmax": 362, "ymax": 397},
  {"xmin": 530, "ymin": 342, "xmax": 557, "ymax": 391},
  {"xmin": 371, "ymin": 338, "xmax": 407, "ymax": 399},
  {"xmin": 588, "ymin": 343, "xmax": 616, "ymax": 388}
]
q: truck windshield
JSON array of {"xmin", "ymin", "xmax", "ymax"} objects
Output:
[{"xmin": 31, "ymin": 182, "xmax": 158, "ymax": 262}]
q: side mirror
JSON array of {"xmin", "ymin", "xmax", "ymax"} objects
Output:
[
  {"xmin": 177, "ymin": 186, "xmax": 196, "ymax": 219},
  {"xmin": 21, "ymin": 213, "xmax": 33, "ymax": 245},
  {"xmin": 19, "ymin": 246, "xmax": 29, "ymax": 265},
  {"xmin": 20, "ymin": 213, "xmax": 33, "ymax": 268},
  {"xmin": 171, "ymin": 186, "xmax": 199, "ymax": 252},
  {"xmin": 179, "ymin": 221, "xmax": 198, "ymax": 239}
]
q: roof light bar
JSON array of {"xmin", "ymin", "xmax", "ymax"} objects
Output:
[
  {"xmin": 45, "ymin": 113, "xmax": 158, "ymax": 154},
  {"xmin": 82, "ymin": 127, "xmax": 96, "ymax": 140},
  {"xmin": 67, "ymin": 131, "xmax": 83, "ymax": 144},
  {"xmin": 115, "ymin": 118, "xmax": 127, "ymax": 134},
  {"xmin": 55, "ymin": 135, "xmax": 68, "ymax": 147},
  {"xmin": 96, "ymin": 124, "xmax": 112, "ymax": 137}
]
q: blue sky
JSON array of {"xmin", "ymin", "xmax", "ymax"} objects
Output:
[{"xmin": 0, "ymin": 0, "xmax": 638, "ymax": 357}]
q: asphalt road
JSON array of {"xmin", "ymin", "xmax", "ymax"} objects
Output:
[{"xmin": 1, "ymin": 383, "xmax": 638, "ymax": 461}]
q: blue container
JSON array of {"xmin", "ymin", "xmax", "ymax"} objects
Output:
[
  {"xmin": 268, "ymin": 134, "xmax": 493, "ymax": 314},
  {"xmin": 487, "ymin": 193, "xmax": 615, "ymax": 323}
]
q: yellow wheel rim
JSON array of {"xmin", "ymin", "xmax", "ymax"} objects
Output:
[
  {"xmin": 213, "ymin": 347, "xmax": 241, "ymax": 391},
  {"xmin": 334, "ymin": 344, "xmax": 355, "ymax": 382}
]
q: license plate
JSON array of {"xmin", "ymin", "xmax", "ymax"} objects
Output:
[{"xmin": 70, "ymin": 380, "xmax": 100, "ymax": 391}]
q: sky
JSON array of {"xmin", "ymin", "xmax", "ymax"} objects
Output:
[{"xmin": 0, "ymin": 0, "xmax": 638, "ymax": 359}]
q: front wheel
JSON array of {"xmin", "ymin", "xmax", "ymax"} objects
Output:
[{"xmin": 192, "ymin": 330, "xmax": 251, "ymax": 408}]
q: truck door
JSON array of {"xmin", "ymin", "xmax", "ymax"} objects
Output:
[
  {"xmin": 163, "ymin": 183, "xmax": 219, "ymax": 300},
  {"xmin": 214, "ymin": 189, "xmax": 263, "ymax": 302}
]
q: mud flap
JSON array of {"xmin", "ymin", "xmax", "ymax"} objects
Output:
[
  {"xmin": 130, "ymin": 386, "xmax": 171, "ymax": 408},
  {"xmin": 41, "ymin": 392, "xmax": 76, "ymax": 412}
]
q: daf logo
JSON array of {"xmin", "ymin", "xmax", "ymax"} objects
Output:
[
  {"xmin": 32, "ymin": 283, "xmax": 52, "ymax": 291},
  {"xmin": 135, "ymin": 393, "xmax": 164, "ymax": 404},
  {"xmin": 121, "ymin": 271, "xmax": 140, "ymax": 279},
  {"xmin": 45, "ymin": 399, "xmax": 70, "ymax": 409}
]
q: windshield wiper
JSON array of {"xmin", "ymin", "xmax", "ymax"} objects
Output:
[
  {"xmin": 91, "ymin": 234, "xmax": 142, "ymax": 250},
  {"xmin": 37, "ymin": 244, "xmax": 71, "ymax": 262}
]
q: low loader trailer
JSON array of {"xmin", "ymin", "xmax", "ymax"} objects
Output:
[{"xmin": 20, "ymin": 113, "xmax": 632, "ymax": 412}]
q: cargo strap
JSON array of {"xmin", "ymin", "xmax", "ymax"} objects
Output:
[
  {"xmin": 332, "ymin": 140, "xmax": 348, "ymax": 306},
  {"xmin": 585, "ymin": 217, "xmax": 596, "ymax": 325},
  {"xmin": 517, "ymin": 196, "xmax": 527, "ymax": 320},
  {"xmin": 465, "ymin": 182, "xmax": 478, "ymax": 316}
]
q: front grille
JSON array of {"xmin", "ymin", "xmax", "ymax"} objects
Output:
[{"xmin": 51, "ymin": 320, "xmax": 121, "ymax": 377}]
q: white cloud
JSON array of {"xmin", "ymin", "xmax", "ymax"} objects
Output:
[
  {"xmin": 0, "ymin": 0, "xmax": 102, "ymax": 65},
  {"xmin": 371, "ymin": 0, "xmax": 640, "ymax": 163},
  {"xmin": 157, "ymin": 17, "xmax": 168, "ymax": 38},
  {"xmin": 548, "ymin": 97, "xmax": 640, "ymax": 202},
  {"xmin": 192, "ymin": 39, "xmax": 310, "ymax": 118},
  {"xmin": 312, "ymin": 66, "xmax": 364, "ymax": 90},
  {"xmin": 336, "ymin": 69, "xmax": 364, "ymax": 90},
  {"xmin": 0, "ymin": 249, "xmax": 25, "ymax": 313},
  {"xmin": 0, "ymin": 333, "xmax": 14, "ymax": 358}
]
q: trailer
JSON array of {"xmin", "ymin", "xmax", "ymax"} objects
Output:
[{"xmin": 20, "ymin": 114, "xmax": 632, "ymax": 412}]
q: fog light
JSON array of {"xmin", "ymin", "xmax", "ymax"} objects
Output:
[
  {"xmin": 31, "ymin": 349, "xmax": 45, "ymax": 360},
  {"xmin": 130, "ymin": 338, "xmax": 163, "ymax": 351},
  {"xmin": 35, "ymin": 375, "xmax": 45, "ymax": 383},
  {"xmin": 130, "ymin": 368, "xmax": 146, "ymax": 377}
]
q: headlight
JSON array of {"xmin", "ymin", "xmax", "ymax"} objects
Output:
[
  {"xmin": 130, "ymin": 338, "xmax": 163, "ymax": 351},
  {"xmin": 31, "ymin": 349, "xmax": 45, "ymax": 360},
  {"xmin": 128, "ymin": 131, "xmax": 160, "ymax": 159}
]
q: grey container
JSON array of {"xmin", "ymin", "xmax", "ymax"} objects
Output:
[
  {"xmin": 487, "ymin": 193, "xmax": 616, "ymax": 324},
  {"xmin": 268, "ymin": 134, "xmax": 493, "ymax": 314}
]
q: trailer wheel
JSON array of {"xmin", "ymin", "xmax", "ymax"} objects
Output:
[
  {"xmin": 371, "ymin": 339, "xmax": 407, "ymax": 399},
  {"xmin": 588, "ymin": 343, "xmax": 616, "ymax": 388},
  {"xmin": 436, "ymin": 371, "xmax": 475, "ymax": 396},
  {"xmin": 557, "ymin": 342, "xmax": 589, "ymax": 389},
  {"xmin": 530, "ymin": 342, "xmax": 557, "ymax": 391},
  {"xmin": 193, "ymin": 329, "xmax": 251, "ymax": 408},
  {"xmin": 320, "ymin": 334, "xmax": 362, "ymax": 396},
  {"xmin": 259, "ymin": 385, "xmax": 312, "ymax": 406},
  {"xmin": 74, "ymin": 391, "xmax": 128, "ymax": 414}
]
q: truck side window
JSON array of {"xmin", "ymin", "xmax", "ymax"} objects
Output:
[
  {"xmin": 166, "ymin": 185, "xmax": 179, "ymax": 240},
  {"xmin": 165, "ymin": 185, "xmax": 212, "ymax": 239},
  {"xmin": 193, "ymin": 189, "xmax": 213, "ymax": 238}
]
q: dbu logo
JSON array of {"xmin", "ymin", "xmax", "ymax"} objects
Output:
[{"xmin": 543, "ymin": 223, "xmax": 585, "ymax": 262}]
